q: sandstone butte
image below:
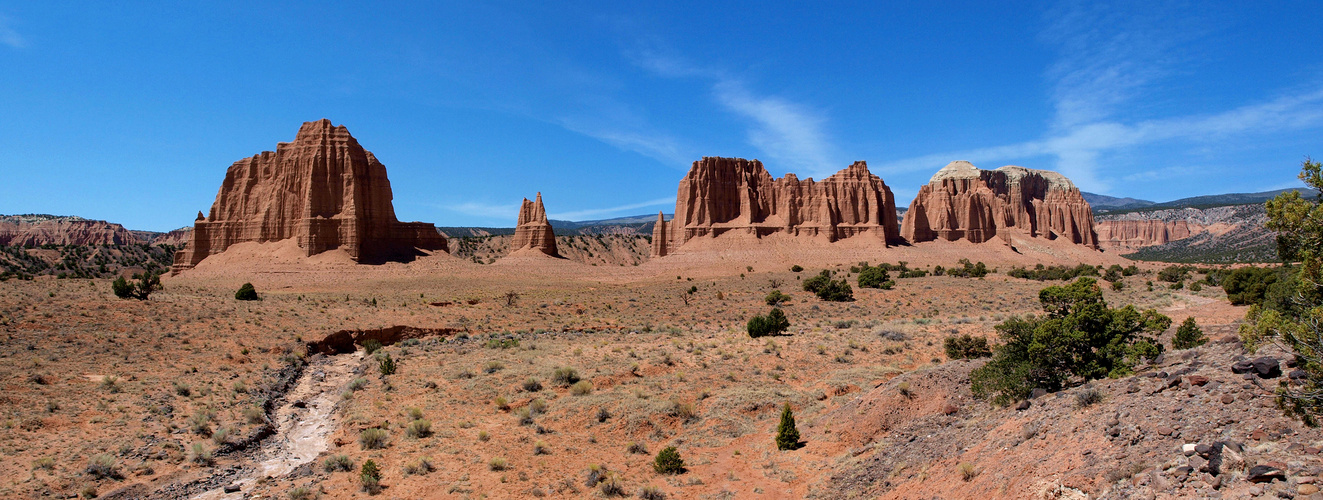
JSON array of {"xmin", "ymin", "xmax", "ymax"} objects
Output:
[
  {"xmin": 900, "ymin": 160, "xmax": 1098, "ymax": 248},
  {"xmin": 1094, "ymin": 219, "xmax": 1197, "ymax": 252},
  {"xmin": 171, "ymin": 119, "xmax": 448, "ymax": 273},
  {"xmin": 509, "ymin": 192, "xmax": 559, "ymax": 257},
  {"xmin": 652, "ymin": 157, "xmax": 902, "ymax": 257},
  {"xmin": 0, "ymin": 216, "xmax": 138, "ymax": 247}
]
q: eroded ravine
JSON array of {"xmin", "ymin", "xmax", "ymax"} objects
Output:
[{"xmin": 190, "ymin": 350, "xmax": 362, "ymax": 500}]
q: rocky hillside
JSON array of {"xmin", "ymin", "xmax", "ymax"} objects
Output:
[
  {"xmin": 452, "ymin": 234, "xmax": 651, "ymax": 266},
  {"xmin": 823, "ymin": 333, "xmax": 1319, "ymax": 499},
  {"xmin": 1096, "ymin": 205, "xmax": 1276, "ymax": 263}
]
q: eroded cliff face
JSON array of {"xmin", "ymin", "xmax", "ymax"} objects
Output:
[
  {"xmin": 510, "ymin": 193, "xmax": 558, "ymax": 257},
  {"xmin": 0, "ymin": 216, "xmax": 137, "ymax": 246},
  {"xmin": 1095, "ymin": 219, "xmax": 1196, "ymax": 252},
  {"xmin": 900, "ymin": 161, "xmax": 1097, "ymax": 248},
  {"xmin": 652, "ymin": 157, "xmax": 901, "ymax": 256},
  {"xmin": 172, "ymin": 119, "xmax": 447, "ymax": 272}
]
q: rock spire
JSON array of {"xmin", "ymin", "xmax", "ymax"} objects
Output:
[{"xmin": 510, "ymin": 192, "xmax": 559, "ymax": 256}]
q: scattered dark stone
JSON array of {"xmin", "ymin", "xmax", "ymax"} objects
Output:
[
  {"xmin": 1030, "ymin": 388, "xmax": 1048, "ymax": 399},
  {"xmin": 1308, "ymin": 447, "xmax": 1322, "ymax": 455},
  {"xmin": 1157, "ymin": 371, "xmax": 1170, "ymax": 379},
  {"xmin": 292, "ymin": 400, "xmax": 307, "ymax": 408},
  {"xmin": 1174, "ymin": 466, "xmax": 1193, "ymax": 476},
  {"xmin": 1156, "ymin": 426, "xmax": 1174, "ymax": 436},
  {"xmin": 1188, "ymin": 375, "xmax": 1209, "ymax": 386},
  {"xmin": 1251, "ymin": 429, "xmax": 1267, "ymax": 440},
  {"xmin": 1154, "ymin": 353, "xmax": 1166, "ymax": 365},
  {"xmin": 1243, "ymin": 373, "xmax": 1257, "ymax": 380},
  {"xmin": 1291, "ymin": 369, "xmax": 1308, "ymax": 381},
  {"xmin": 224, "ymin": 484, "xmax": 241, "ymax": 493},
  {"xmin": 1287, "ymin": 443, "xmax": 1306, "ymax": 453},
  {"xmin": 1220, "ymin": 394, "xmax": 1234, "ymax": 404},
  {"xmin": 1196, "ymin": 443, "xmax": 1214, "ymax": 457},
  {"xmin": 1246, "ymin": 465, "xmax": 1285, "ymax": 483},
  {"xmin": 1251, "ymin": 357, "xmax": 1281, "ymax": 378},
  {"xmin": 1231, "ymin": 360, "xmax": 1254, "ymax": 374},
  {"xmin": 1166, "ymin": 377, "xmax": 1182, "ymax": 389},
  {"xmin": 1015, "ymin": 400, "xmax": 1031, "ymax": 411},
  {"xmin": 1287, "ymin": 356, "xmax": 1299, "ymax": 368}
]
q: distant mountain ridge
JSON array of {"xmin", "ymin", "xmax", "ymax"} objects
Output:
[{"xmin": 1086, "ymin": 188, "xmax": 1317, "ymax": 214}]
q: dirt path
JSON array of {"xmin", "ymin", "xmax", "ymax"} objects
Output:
[{"xmin": 191, "ymin": 351, "xmax": 362, "ymax": 500}]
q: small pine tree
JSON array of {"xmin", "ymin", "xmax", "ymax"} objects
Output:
[
  {"xmin": 360, "ymin": 459, "xmax": 381, "ymax": 493},
  {"xmin": 653, "ymin": 446, "xmax": 685, "ymax": 474},
  {"xmin": 776, "ymin": 403, "xmax": 801, "ymax": 450},
  {"xmin": 1172, "ymin": 317, "xmax": 1207, "ymax": 349},
  {"xmin": 235, "ymin": 283, "xmax": 259, "ymax": 301},
  {"xmin": 378, "ymin": 353, "xmax": 397, "ymax": 376},
  {"xmin": 112, "ymin": 276, "xmax": 134, "ymax": 299}
]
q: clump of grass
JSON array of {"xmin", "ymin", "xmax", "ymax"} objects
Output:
[
  {"xmin": 347, "ymin": 377, "xmax": 368, "ymax": 391},
  {"xmin": 1075, "ymin": 386, "xmax": 1105, "ymax": 409},
  {"xmin": 669, "ymin": 401, "xmax": 698, "ymax": 422},
  {"xmin": 552, "ymin": 367, "xmax": 580, "ymax": 386},
  {"xmin": 585, "ymin": 464, "xmax": 608, "ymax": 487},
  {"xmin": 360, "ymin": 428, "xmax": 389, "ymax": 450},
  {"xmin": 517, "ymin": 408, "xmax": 534, "ymax": 425},
  {"xmin": 324, "ymin": 454, "xmax": 353, "ymax": 472},
  {"xmin": 484, "ymin": 361, "xmax": 504, "ymax": 374},
  {"xmin": 287, "ymin": 486, "xmax": 314, "ymax": 500},
  {"xmin": 534, "ymin": 440, "xmax": 550, "ymax": 455},
  {"xmin": 174, "ymin": 382, "xmax": 191, "ymax": 397},
  {"xmin": 571, "ymin": 380, "xmax": 594, "ymax": 396},
  {"xmin": 529, "ymin": 398, "xmax": 548, "ymax": 415},
  {"xmin": 100, "ymin": 375, "xmax": 121, "ymax": 393},
  {"xmin": 189, "ymin": 443, "xmax": 214, "ymax": 465},
  {"xmin": 211, "ymin": 426, "xmax": 231, "ymax": 445},
  {"xmin": 598, "ymin": 472, "xmax": 626, "ymax": 497},
  {"xmin": 406, "ymin": 419, "xmax": 432, "ymax": 439},
  {"xmin": 243, "ymin": 406, "xmax": 265, "ymax": 424},
  {"xmin": 489, "ymin": 457, "xmax": 509, "ymax": 471},
  {"xmin": 32, "ymin": 457, "xmax": 55, "ymax": 471},
  {"xmin": 523, "ymin": 378, "xmax": 543, "ymax": 392},
  {"xmin": 958, "ymin": 462, "xmax": 978, "ymax": 481},
  {"xmin": 86, "ymin": 454, "xmax": 120, "ymax": 479},
  {"xmin": 189, "ymin": 408, "xmax": 215, "ymax": 436},
  {"xmin": 478, "ymin": 430, "xmax": 491, "ymax": 441},
  {"xmin": 897, "ymin": 382, "xmax": 914, "ymax": 399},
  {"xmin": 495, "ymin": 396, "xmax": 510, "ymax": 411},
  {"xmin": 596, "ymin": 407, "xmax": 611, "ymax": 422},
  {"xmin": 639, "ymin": 486, "xmax": 667, "ymax": 500},
  {"xmin": 406, "ymin": 407, "xmax": 424, "ymax": 420},
  {"xmin": 404, "ymin": 457, "xmax": 435, "ymax": 475},
  {"xmin": 627, "ymin": 442, "xmax": 648, "ymax": 455}
]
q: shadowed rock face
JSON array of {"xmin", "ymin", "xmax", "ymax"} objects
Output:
[
  {"xmin": 1095, "ymin": 219, "xmax": 1196, "ymax": 251},
  {"xmin": 172, "ymin": 119, "xmax": 447, "ymax": 273},
  {"xmin": 900, "ymin": 161, "xmax": 1098, "ymax": 248},
  {"xmin": 511, "ymin": 192, "xmax": 558, "ymax": 256},
  {"xmin": 652, "ymin": 157, "xmax": 902, "ymax": 257}
]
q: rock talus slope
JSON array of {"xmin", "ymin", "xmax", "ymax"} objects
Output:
[
  {"xmin": 901, "ymin": 160, "xmax": 1098, "ymax": 248},
  {"xmin": 172, "ymin": 119, "xmax": 447, "ymax": 272},
  {"xmin": 652, "ymin": 157, "xmax": 902, "ymax": 256},
  {"xmin": 0, "ymin": 216, "xmax": 138, "ymax": 246},
  {"xmin": 509, "ymin": 192, "xmax": 559, "ymax": 257}
]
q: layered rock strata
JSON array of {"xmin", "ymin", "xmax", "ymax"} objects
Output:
[
  {"xmin": 1094, "ymin": 219, "xmax": 1195, "ymax": 252},
  {"xmin": 172, "ymin": 119, "xmax": 447, "ymax": 272},
  {"xmin": 900, "ymin": 161, "xmax": 1097, "ymax": 248},
  {"xmin": 652, "ymin": 157, "xmax": 902, "ymax": 257},
  {"xmin": 510, "ymin": 192, "xmax": 559, "ymax": 256},
  {"xmin": 0, "ymin": 216, "xmax": 138, "ymax": 246}
]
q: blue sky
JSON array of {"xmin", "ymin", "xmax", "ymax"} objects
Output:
[{"xmin": 1, "ymin": 2, "xmax": 1321, "ymax": 231}]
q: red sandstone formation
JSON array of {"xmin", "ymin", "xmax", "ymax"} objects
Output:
[
  {"xmin": 172, "ymin": 119, "xmax": 447, "ymax": 273},
  {"xmin": 1094, "ymin": 219, "xmax": 1197, "ymax": 252},
  {"xmin": 900, "ymin": 161, "xmax": 1097, "ymax": 248},
  {"xmin": 652, "ymin": 157, "xmax": 902, "ymax": 257},
  {"xmin": 0, "ymin": 216, "xmax": 138, "ymax": 246},
  {"xmin": 510, "ymin": 192, "xmax": 559, "ymax": 257}
]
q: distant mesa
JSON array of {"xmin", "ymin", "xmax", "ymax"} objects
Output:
[
  {"xmin": 0, "ymin": 215, "xmax": 137, "ymax": 247},
  {"xmin": 171, "ymin": 119, "xmax": 448, "ymax": 273},
  {"xmin": 510, "ymin": 192, "xmax": 559, "ymax": 257},
  {"xmin": 1095, "ymin": 219, "xmax": 1195, "ymax": 252},
  {"xmin": 652, "ymin": 157, "xmax": 903, "ymax": 257},
  {"xmin": 900, "ymin": 161, "xmax": 1098, "ymax": 248}
]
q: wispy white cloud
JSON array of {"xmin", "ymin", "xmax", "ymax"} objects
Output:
[
  {"xmin": 875, "ymin": 88, "xmax": 1323, "ymax": 191},
  {"xmin": 556, "ymin": 119, "xmax": 689, "ymax": 167},
  {"xmin": 875, "ymin": 2, "xmax": 1323, "ymax": 194},
  {"xmin": 0, "ymin": 15, "xmax": 27, "ymax": 49},
  {"xmin": 548, "ymin": 196, "xmax": 675, "ymax": 220},
  {"xmin": 632, "ymin": 52, "xmax": 840, "ymax": 178}
]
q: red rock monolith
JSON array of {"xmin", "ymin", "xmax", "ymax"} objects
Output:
[
  {"xmin": 900, "ymin": 161, "xmax": 1098, "ymax": 248},
  {"xmin": 171, "ymin": 119, "xmax": 447, "ymax": 273},
  {"xmin": 652, "ymin": 157, "xmax": 902, "ymax": 256}
]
